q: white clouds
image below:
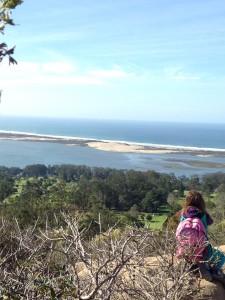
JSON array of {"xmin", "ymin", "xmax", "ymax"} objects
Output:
[
  {"xmin": 1, "ymin": 62, "xmax": 39, "ymax": 75},
  {"xmin": 42, "ymin": 62, "xmax": 74, "ymax": 74},
  {"xmin": 0, "ymin": 60, "xmax": 135, "ymax": 88},
  {"xmin": 86, "ymin": 68, "xmax": 134, "ymax": 79},
  {"xmin": 163, "ymin": 66, "xmax": 201, "ymax": 81},
  {"xmin": 0, "ymin": 60, "xmax": 209, "ymax": 96}
]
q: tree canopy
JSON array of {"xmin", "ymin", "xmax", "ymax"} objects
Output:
[{"xmin": 0, "ymin": 0, "xmax": 23, "ymax": 64}]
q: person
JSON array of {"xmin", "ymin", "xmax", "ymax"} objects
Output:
[{"xmin": 178, "ymin": 190, "xmax": 225, "ymax": 280}]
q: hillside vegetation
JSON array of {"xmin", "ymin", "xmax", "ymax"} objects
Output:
[{"xmin": 1, "ymin": 164, "xmax": 225, "ymax": 299}]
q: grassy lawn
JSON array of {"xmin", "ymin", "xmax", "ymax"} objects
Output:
[
  {"xmin": 146, "ymin": 213, "xmax": 168, "ymax": 230},
  {"xmin": 145, "ymin": 205, "xmax": 169, "ymax": 230}
]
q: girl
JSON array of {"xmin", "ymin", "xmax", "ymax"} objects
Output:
[{"xmin": 178, "ymin": 190, "xmax": 225, "ymax": 279}]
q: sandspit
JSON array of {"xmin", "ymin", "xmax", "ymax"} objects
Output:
[
  {"xmin": 86, "ymin": 141, "xmax": 177, "ymax": 154},
  {"xmin": 1, "ymin": 131, "xmax": 225, "ymax": 158}
]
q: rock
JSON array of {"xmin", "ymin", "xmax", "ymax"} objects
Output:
[
  {"xmin": 194, "ymin": 278, "xmax": 225, "ymax": 300},
  {"xmin": 190, "ymin": 244, "xmax": 225, "ymax": 300}
]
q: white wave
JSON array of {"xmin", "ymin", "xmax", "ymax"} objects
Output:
[{"xmin": 1, "ymin": 130, "xmax": 225, "ymax": 152}]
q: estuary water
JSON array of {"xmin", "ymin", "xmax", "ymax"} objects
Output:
[{"xmin": 0, "ymin": 116, "xmax": 225, "ymax": 177}]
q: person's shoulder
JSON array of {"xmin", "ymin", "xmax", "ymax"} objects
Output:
[{"xmin": 184, "ymin": 206, "xmax": 203, "ymax": 218}]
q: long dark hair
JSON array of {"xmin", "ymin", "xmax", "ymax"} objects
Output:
[{"xmin": 181, "ymin": 190, "xmax": 206, "ymax": 214}]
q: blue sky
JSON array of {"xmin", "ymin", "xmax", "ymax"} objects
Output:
[{"xmin": 1, "ymin": 0, "xmax": 225, "ymax": 123}]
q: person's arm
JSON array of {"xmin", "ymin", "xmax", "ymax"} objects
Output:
[{"xmin": 205, "ymin": 212, "xmax": 213, "ymax": 225}]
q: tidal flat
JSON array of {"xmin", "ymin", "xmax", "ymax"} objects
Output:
[{"xmin": 1, "ymin": 132, "xmax": 225, "ymax": 176}]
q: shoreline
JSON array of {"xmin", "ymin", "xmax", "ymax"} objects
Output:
[{"xmin": 1, "ymin": 131, "xmax": 225, "ymax": 157}]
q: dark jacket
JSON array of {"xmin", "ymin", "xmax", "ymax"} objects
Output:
[{"xmin": 181, "ymin": 207, "xmax": 213, "ymax": 229}]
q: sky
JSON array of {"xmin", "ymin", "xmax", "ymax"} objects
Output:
[{"xmin": 0, "ymin": 0, "xmax": 225, "ymax": 123}]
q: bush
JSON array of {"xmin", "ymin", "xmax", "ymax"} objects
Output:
[{"xmin": 0, "ymin": 214, "xmax": 200, "ymax": 299}]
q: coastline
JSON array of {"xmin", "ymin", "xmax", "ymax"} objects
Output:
[{"xmin": 1, "ymin": 131, "xmax": 225, "ymax": 158}]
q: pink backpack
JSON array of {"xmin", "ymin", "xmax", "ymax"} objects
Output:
[{"xmin": 175, "ymin": 217, "xmax": 209, "ymax": 262}]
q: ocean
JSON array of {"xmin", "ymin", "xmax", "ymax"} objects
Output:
[{"xmin": 0, "ymin": 115, "xmax": 225, "ymax": 177}]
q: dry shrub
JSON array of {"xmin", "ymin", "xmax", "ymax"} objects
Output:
[{"xmin": 0, "ymin": 215, "xmax": 199, "ymax": 299}]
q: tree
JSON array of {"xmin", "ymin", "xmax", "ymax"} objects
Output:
[
  {"xmin": 0, "ymin": 177, "xmax": 14, "ymax": 201},
  {"xmin": 141, "ymin": 190, "xmax": 159, "ymax": 213},
  {"xmin": 202, "ymin": 182, "xmax": 213, "ymax": 200},
  {"xmin": 167, "ymin": 192, "xmax": 181, "ymax": 216},
  {"xmin": 23, "ymin": 164, "xmax": 47, "ymax": 178},
  {"xmin": 0, "ymin": 0, "xmax": 23, "ymax": 64},
  {"xmin": 212, "ymin": 183, "xmax": 225, "ymax": 220},
  {"xmin": 217, "ymin": 183, "xmax": 225, "ymax": 195},
  {"xmin": 186, "ymin": 175, "xmax": 200, "ymax": 190}
]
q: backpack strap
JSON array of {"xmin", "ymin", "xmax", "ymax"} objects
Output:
[{"xmin": 200, "ymin": 214, "xmax": 208, "ymax": 232}]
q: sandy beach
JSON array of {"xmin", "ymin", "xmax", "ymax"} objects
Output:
[
  {"xmin": 1, "ymin": 131, "xmax": 225, "ymax": 158},
  {"xmin": 86, "ymin": 141, "xmax": 178, "ymax": 154}
]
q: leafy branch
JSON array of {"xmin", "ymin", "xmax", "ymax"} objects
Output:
[{"xmin": 0, "ymin": 0, "xmax": 23, "ymax": 64}]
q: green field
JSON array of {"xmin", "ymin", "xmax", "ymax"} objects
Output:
[{"xmin": 146, "ymin": 214, "xmax": 168, "ymax": 230}]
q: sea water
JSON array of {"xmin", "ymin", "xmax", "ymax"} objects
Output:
[
  {"xmin": 0, "ymin": 116, "xmax": 225, "ymax": 149},
  {"xmin": 0, "ymin": 115, "xmax": 225, "ymax": 176}
]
